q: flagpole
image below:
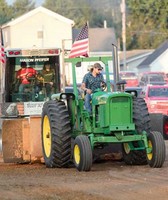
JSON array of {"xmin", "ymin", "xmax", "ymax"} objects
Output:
[
  {"xmin": 121, "ymin": 0, "xmax": 127, "ymax": 70},
  {"xmin": 87, "ymin": 21, "xmax": 90, "ymax": 57},
  {"xmin": 0, "ymin": 27, "xmax": 2, "ymax": 102},
  {"xmin": 0, "ymin": 26, "xmax": 5, "ymax": 102}
]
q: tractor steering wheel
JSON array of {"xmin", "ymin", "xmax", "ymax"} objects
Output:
[
  {"xmin": 26, "ymin": 73, "xmax": 36, "ymax": 82},
  {"xmin": 92, "ymin": 81, "xmax": 107, "ymax": 93},
  {"xmin": 100, "ymin": 81, "xmax": 107, "ymax": 91}
]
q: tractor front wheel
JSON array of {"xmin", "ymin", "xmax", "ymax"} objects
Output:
[
  {"xmin": 73, "ymin": 135, "xmax": 92, "ymax": 171},
  {"xmin": 147, "ymin": 131, "xmax": 166, "ymax": 168},
  {"xmin": 42, "ymin": 100, "xmax": 71, "ymax": 168}
]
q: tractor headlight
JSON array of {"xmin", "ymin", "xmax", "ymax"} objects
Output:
[
  {"xmin": 98, "ymin": 97, "xmax": 107, "ymax": 104},
  {"xmin": 61, "ymin": 94, "xmax": 67, "ymax": 99}
]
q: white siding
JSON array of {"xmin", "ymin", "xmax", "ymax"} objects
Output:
[
  {"xmin": 8, "ymin": 12, "xmax": 72, "ymax": 49},
  {"xmin": 150, "ymin": 50, "xmax": 168, "ymax": 73}
]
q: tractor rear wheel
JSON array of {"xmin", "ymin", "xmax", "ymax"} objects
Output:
[
  {"xmin": 122, "ymin": 97, "xmax": 151, "ymax": 165},
  {"xmin": 73, "ymin": 135, "xmax": 92, "ymax": 171},
  {"xmin": 42, "ymin": 100, "xmax": 71, "ymax": 168},
  {"xmin": 133, "ymin": 97, "xmax": 151, "ymax": 133},
  {"xmin": 147, "ymin": 131, "xmax": 165, "ymax": 168}
]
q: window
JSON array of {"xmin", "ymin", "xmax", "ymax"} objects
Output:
[{"xmin": 37, "ymin": 31, "xmax": 43, "ymax": 39}]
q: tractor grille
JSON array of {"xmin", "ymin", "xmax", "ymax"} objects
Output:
[
  {"xmin": 111, "ymin": 97, "xmax": 129, "ymax": 103},
  {"xmin": 156, "ymin": 104, "xmax": 168, "ymax": 109},
  {"xmin": 110, "ymin": 96, "xmax": 131, "ymax": 126}
]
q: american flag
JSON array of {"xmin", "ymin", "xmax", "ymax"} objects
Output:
[
  {"xmin": 69, "ymin": 23, "xmax": 89, "ymax": 58},
  {"xmin": 0, "ymin": 28, "xmax": 5, "ymax": 64}
]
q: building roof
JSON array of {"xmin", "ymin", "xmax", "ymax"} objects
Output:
[
  {"xmin": 119, "ymin": 49, "xmax": 153, "ymax": 64},
  {"xmin": 137, "ymin": 40, "xmax": 168, "ymax": 68},
  {"xmin": 2, "ymin": 6, "xmax": 74, "ymax": 28},
  {"xmin": 119, "ymin": 49, "xmax": 153, "ymax": 61}
]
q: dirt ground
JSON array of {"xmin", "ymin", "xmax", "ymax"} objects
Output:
[{"xmin": 0, "ymin": 142, "xmax": 168, "ymax": 200}]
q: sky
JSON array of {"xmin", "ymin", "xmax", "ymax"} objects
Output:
[{"xmin": 6, "ymin": 0, "xmax": 45, "ymax": 7}]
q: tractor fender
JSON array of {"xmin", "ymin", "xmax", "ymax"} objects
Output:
[{"xmin": 51, "ymin": 93, "xmax": 75, "ymax": 101}]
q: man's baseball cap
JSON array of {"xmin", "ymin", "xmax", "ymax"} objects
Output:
[{"xmin": 93, "ymin": 63, "xmax": 103, "ymax": 70}]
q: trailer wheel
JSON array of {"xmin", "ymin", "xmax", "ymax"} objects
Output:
[
  {"xmin": 42, "ymin": 100, "xmax": 71, "ymax": 168},
  {"xmin": 147, "ymin": 131, "xmax": 166, "ymax": 168},
  {"xmin": 122, "ymin": 97, "xmax": 151, "ymax": 165},
  {"xmin": 73, "ymin": 135, "xmax": 92, "ymax": 171}
]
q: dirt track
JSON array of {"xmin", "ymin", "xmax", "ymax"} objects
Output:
[{"xmin": 0, "ymin": 141, "xmax": 168, "ymax": 200}]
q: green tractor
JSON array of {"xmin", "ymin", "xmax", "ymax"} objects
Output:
[{"xmin": 41, "ymin": 53, "xmax": 166, "ymax": 171}]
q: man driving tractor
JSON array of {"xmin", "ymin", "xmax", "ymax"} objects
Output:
[
  {"xmin": 16, "ymin": 61, "xmax": 37, "ymax": 93},
  {"xmin": 81, "ymin": 63, "xmax": 104, "ymax": 113}
]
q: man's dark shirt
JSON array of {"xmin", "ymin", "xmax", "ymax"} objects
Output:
[{"xmin": 82, "ymin": 72, "xmax": 104, "ymax": 92}]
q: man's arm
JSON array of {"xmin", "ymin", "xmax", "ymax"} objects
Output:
[
  {"xmin": 81, "ymin": 82, "xmax": 92, "ymax": 94},
  {"xmin": 81, "ymin": 82, "xmax": 86, "ymax": 91}
]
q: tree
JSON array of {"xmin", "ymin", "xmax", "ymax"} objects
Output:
[
  {"xmin": 43, "ymin": 0, "xmax": 121, "ymax": 28},
  {"xmin": 0, "ymin": 0, "xmax": 12, "ymax": 25},
  {"xmin": 43, "ymin": 0, "xmax": 91, "ymax": 27},
  {"xmin": 12, "ymin": 0, "xmax": 35, "ymax": 18},
  {"xmin": 126, "ymin": 0, "xmax": 168, "ymax": 49}
]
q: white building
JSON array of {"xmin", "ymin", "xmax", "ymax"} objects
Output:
[
  {"xmin": 137, "ymin": 40, "xmax": 168, "ymax": 73},
  {"xmin": 2, "ymin": 6, "xmax": 74, "ymax": 50}
]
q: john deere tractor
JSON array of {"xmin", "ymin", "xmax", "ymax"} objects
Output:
[{"xmin": 41, "ymin": 52, "xmax": 166, "ymax": 171}]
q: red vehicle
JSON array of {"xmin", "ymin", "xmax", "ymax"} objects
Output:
[
  {"xmin": 161, "ymin": 72, "xmax": 168, "ymax": 84},
  {"xmin": 119, "ymin": 71, "xmax": 139, "ymax": 87},
  {"xmin": 140, "ymin": 85, "xmax": 168, "ymax": 139},
  {"xmin": 139, "ymin": 71, "xmax": 167, "ymax": 87},
  {"xmin": 141, "ymin": 85, "xmax": 168, "ymax": 114}
]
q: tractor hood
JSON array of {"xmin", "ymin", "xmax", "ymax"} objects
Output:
[
  {"xmin": 92, "ymin": 91, "xmax": 132, "ymax": 105},
  {"xmin": 92, "ymin": 90, "xmax": 134, "ymax": 131}
]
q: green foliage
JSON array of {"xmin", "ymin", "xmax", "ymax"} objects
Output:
[
  {"xmin": 0, "ymin": 0, "xmax": 35, "ymax": 25},
  {"xmin": 43, "ymin": 0, "xmax": 91, "ymax": 27},
  {"xmin": 126, "ymin": 0, "xmax": 168, "ymax": 49},
  {"xmin": 0, "ymin": 0, "xmax": 12, "ymax": 25},
  {"xmin": 43, "ymin": 0, "xmax": 118, "ymax": 28},
  {"xmin": 12, "ymin": 0, "xmax": 35, "ymax": 18}
]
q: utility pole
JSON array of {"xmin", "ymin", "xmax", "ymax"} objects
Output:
[{"xmin": 121, "ymin": 0, "xmax": 127, "ymax": 70}]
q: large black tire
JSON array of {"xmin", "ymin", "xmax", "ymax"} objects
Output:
[
  {"xmin": 122, "ymin": 97, "xmax": 151, "ymax": 165},
  {"xmin": 41, "ymin": 100, "xmax": 71, "ymax": 168},
  {"xmin": 147, "ymin": 131, "xmax": 166, "ymax": 168},
  {"xmin": 73, "ymin": 135, "xmax": 93, "ymax": 171}
]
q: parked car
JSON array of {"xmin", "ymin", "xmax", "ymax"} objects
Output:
[
  {"xmin": 139, "ymin": 72, "xmax": 166, "ymax": 87},
  {"xmin": 157, "ymin": 72, "xmax": 168, "ymax": 84},
  {"xmin": 140, "ymin": 85, "xmax": 168, "ymax": 115},
  {"xmin": 119, "ymin": 71, "xmax": 139, "ymax": 87},
  {"xmin": 140, "ymin": 84, "xmax": 168, "ymax": 139}
]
